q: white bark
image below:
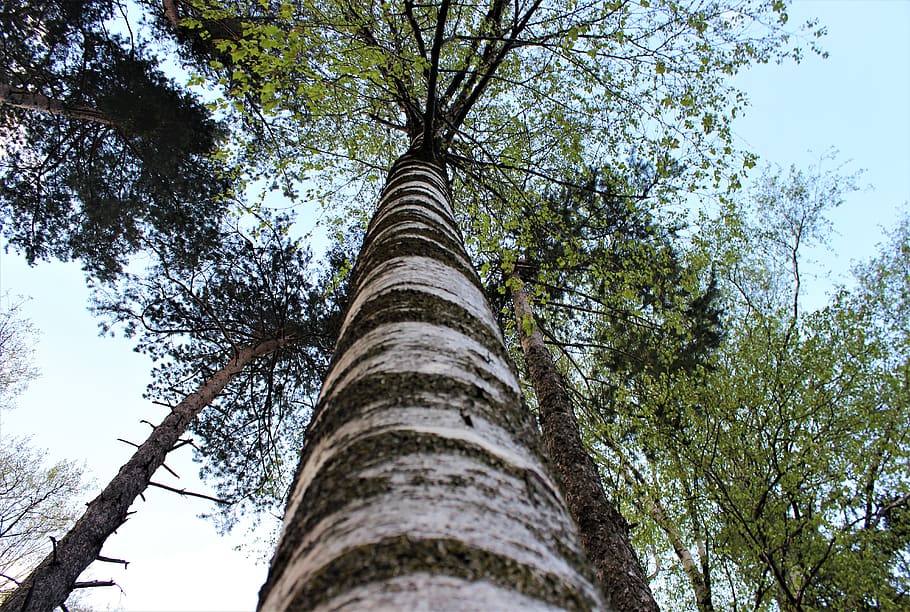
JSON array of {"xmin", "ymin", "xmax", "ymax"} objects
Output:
[
  {"xmin": 318, "ymin": 573, "xmax": 565, "ymax": 611},
  {"xmin": 259, "ymin": 153, "xmax": 606, "ymax": 610}
]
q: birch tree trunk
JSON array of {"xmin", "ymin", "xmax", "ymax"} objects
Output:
[
  {"xmin": 510, "ymin": 277, "xmax": 659, "ymax": 612},
  {"xmin": 259, "ymin": 151, "xmax": 605, "ymax": 611},
  {"xmin": 1, "ymin": 340, "xmax": 283, "ymax": 612},
  {"xmin": 605, "ymin": 445, "xmax": 714, "ymax": 612}
]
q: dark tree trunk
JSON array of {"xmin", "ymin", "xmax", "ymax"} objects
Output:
[
  {"xmin": 1, "ymin": 340, "xmax": 282, "ymax": 612},
  {"xmin": 259, "ymin": 151, "xmax": 605, "ymax": 610},
  {"xmin": 0, "ymin": 84, "xmax": 116, "ymax": 126},
  {"xmin": 510, "ymin": 275, "xmax": 659, "ymax": 612}
]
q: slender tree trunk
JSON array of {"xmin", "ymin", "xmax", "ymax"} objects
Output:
[
  {"xmin": 1, "ymin": 340, "xmax": 282, "ymax": 612},
  {"xmin": 0, "ymin": 84, "xmax": 116, "ymax": 126},
  {"xmin": 259, "ymin": 151, "xmax": 605, "ymax": 610},
  {"xmin": 510, "ymin": 276, "xmax": 659, "ymax": 612},
  {"xmin": 645, "ymin": 494, "xmax": 713, "ymax": 611},
  {"xmin": 601, "ymin": 438, "xmax": 714, "ymax": 611}
]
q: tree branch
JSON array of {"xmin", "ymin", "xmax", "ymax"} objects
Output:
[
  {"xmin": 422, "ymin": 0, "xmax": 451, "ymax": 151},
  {"xmin": 148, "ymin": 481, "xmax": 232, "ymax": 505}
]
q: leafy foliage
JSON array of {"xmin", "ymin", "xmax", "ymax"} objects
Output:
[
  {"xmin": 589, "ymin": 164, "xmax": 909, "ymax": 610},
  {"xmin": 494, "ymin": 165, "xmax": 723, "ymax": 412},
  {"xmin": 0, "ymin": 298, "xmax": 39, "ymax": 411},
  {"xmin": 0, "ymin": 304, "xmax": 86, "ymax": 595},
  {"xmin": 0, "ymin": 437, "xmax": 86, "ymax": 594},
  {"xmin": 153, "ymin": 0, "xmax": 819, "ymax": 217}
]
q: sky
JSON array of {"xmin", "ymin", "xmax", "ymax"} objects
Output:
[{"xmin": 1, "ymin": 1, "xmax": 908, "ymax": 610}]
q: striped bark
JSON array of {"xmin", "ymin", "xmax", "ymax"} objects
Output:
[
  {"xmin": 258, "ymin": 152, "xmax": 605, "ymax": 610},
  {"xmin": 510, "ymin": 277, "xmax": 659, "ymax": 612},
  {"xmin": 1, "ymin": 340, "xmax": 283, "ymax": 612}
]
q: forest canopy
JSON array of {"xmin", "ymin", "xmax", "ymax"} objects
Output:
[{"xmin": 0, "ymin": 0, "xmax": 906, "ymax": 610}]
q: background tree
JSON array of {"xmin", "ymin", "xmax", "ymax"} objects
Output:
[
  {"xmin": 0, "ymin": 437, "xmax": 85, "ymax": 596},
  {"xmin": 0, "ymin": 0, "xmax": 232, "ymax": 280},
  {"xmin": 0, "ymin": 301, "xmax": 87, "ymax": 602},
  {"xmin": 488, "ymin": 164, "xmax": 721, "ymax": 609},
  {"xmin": 1, "ymin": 214, "xmax": 342, "ymax": 610},
  {"xmin": 590, "ymin": 162, "xmax": 909, "ymax": 610},
  {"xmin": 0, "ymin": 299, "xmax": 39, "ymax": 411},
  {"xmin": 93, "ymin": 214, "xmax": 346, "ymax": 526}
]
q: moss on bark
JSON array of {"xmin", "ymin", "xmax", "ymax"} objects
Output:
[{"xmin": 287, "ymin": 536, "xmax": 599, "ymax": 611}]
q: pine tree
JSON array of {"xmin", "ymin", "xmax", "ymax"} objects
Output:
[{"xmin": 0, "ymin": 0, "xmax": 230, "ymax": 280}]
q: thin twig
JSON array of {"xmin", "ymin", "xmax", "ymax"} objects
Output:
[
  {"xmin": 159, "ymin": 462, "xmax": 180, "ymax": 479},
  {"xmin": 148, "ymin": 481, "xmax": 232, "ymax": 505},
  {"xmin": 96, "ymin": 555, "xmax": 129, "ymax": 569},
  {"xmin": 171, "ymin": 438, "xmax": 201, "ymax": 452}
]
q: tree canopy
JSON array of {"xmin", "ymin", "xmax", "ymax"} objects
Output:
[
  {"xmin": 90, "ymin": 213, "xmax": 347, "ymax": 527},
  {"xmin": 588, "ymin": 164, "xmax": 910, "ymax": 610},
  {"xmin": 0, "ymin": 0, "xmax": 232, "ymax": 280},
  {"xmin": 155, "ymin": 0, "xmax": 820, "ymax": 206}
]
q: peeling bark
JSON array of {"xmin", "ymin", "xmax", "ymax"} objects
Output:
[
  {"xmin": 510, "ymin": 277, "xmax": 659, "ymax": 612},
  {"xmin": 259, "ymin": 152, "xmax": 605, "ymax": 610},
  {"xmin": 1, "ymin": 340, "xmax": 283, "ymax": 612}
]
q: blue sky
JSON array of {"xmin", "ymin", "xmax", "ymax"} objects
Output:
[
  {"xmin": 0, "ymin": 1, "xmax": 908, "ymax": 609},
  {"xmin": 731, "ymin": 0, "xmax": 909, "ymax": 289}
]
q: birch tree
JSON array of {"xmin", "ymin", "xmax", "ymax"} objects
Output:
[
  {"xmin": 257, "ymin": 148, "xmax": 606, "ymax": 609},
  {"xmin": 145, "ymin": 0, "xmax": 814, "ymax": 608}
]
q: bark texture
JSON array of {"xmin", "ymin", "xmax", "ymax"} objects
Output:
[
  {"xmin": 1, "ymin": 340, "xmax": 282, "ymax": 612},
  {"xmin": 510, "ymin": 277, "xmax": 659, "ymax": 612},
  {"xmin": 258, "ymin": 153, "xmax": 605, "ymax": 611}
]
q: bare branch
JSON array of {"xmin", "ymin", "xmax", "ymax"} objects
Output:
[
  {"xmin": 148, "ymin": 481, "xmax": 232, "ymax": 505},
  {"xmin": 159, "ymin": 462, "xmax": 180, "ymax": 479},
  {"xmin": 96, "ymin": 555, "xmax": 129, "ymax": 569},
  {"xmin": 73, "ymin": 580, "xmax": 116, "ymax": 589}
]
